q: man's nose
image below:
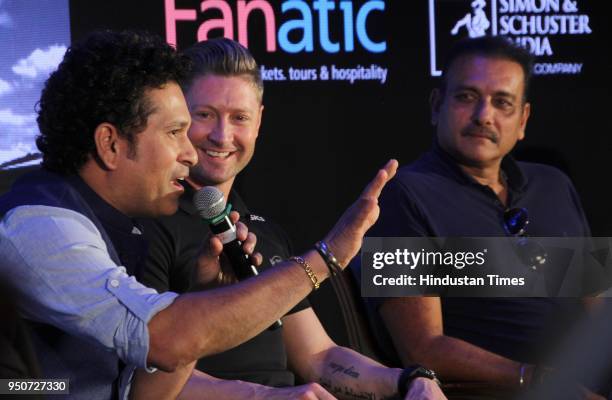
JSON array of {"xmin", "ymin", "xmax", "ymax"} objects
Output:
[
  {"xmin": 180, "ymin": 136, "xmax": 198, "ymax": 167},
  {"xmin": 472, "ymin": 99, "xmax": 494, "ymax": 125},
  {"xmin": 208, "ymin": 118, "xmax": 232, "ymax": 145}
]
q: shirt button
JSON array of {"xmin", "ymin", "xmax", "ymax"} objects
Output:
[{"xmin": 110, "ymin": 279, "xmax": 120, "ymax": 288}]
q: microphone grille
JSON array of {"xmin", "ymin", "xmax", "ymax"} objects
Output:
[{"xmin": 193, "ymin": 186, "xmax": 226, "ymax": 220}]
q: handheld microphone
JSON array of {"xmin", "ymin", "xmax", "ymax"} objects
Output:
[{"xmin": 193, "ymin": 186, "xmax": 282, "ymax": 329}]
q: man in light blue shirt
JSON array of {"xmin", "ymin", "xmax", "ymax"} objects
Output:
[{"xmin": 0, "ymin": 30, "xmax": 397, "ymax": 399}]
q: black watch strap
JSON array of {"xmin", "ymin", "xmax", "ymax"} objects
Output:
[{"xmin": 398, "ymin": 365, "xmax": 440, "ymax": 397}]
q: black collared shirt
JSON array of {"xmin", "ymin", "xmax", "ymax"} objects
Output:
[
  {"xmin": 357, "ymin": 143, "xmax": 591, "ymax": 365},
  {"xmin": 139, "ymin": 184, "xmax": 309, "ymax": 387},
  {"xmin": 370, "ymin": 141, "xmax": 590, "ymax": 237},
  {"xmin": 69, "ymin": 176, "xmax": 148, "ymax": 278}
]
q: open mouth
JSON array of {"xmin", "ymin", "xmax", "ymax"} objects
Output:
[{"xmin": 171, "ymin": 177, "xmax": 185, "ymax": 190}]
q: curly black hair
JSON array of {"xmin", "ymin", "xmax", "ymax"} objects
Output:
[{"xmin": 36, "ymin": 30, "xmax": 191, "ymax": 174}]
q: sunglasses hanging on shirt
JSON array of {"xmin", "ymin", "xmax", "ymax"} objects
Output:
[{"xmin": 503, "ymin": 207, "xmax": 547, "ymax": 271}]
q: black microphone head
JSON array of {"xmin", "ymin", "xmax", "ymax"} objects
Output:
[{"xmin": 193, "ymin": 186, "xmax": 226, "ymax": 220}]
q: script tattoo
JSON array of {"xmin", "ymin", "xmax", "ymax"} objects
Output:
[
  {"xmin": 320, "ymin": 375, "xmax": 397, "ymax": 400},
  {"xmin": 328, "ymin": 361, "xmax": 360, "ymax": 378}
]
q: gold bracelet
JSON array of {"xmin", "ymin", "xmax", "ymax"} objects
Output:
[{"xmin": 290, "ymin": 256, "xmax": 320, "ymax": 290}]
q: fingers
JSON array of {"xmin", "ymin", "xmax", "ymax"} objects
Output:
[
  {"xmin": 381, "ymin": 158, "xmax": 399, "ymax": 180},
  {"xmin": 194, "ymin": 236, "xmax": 224, "ymax": 286},
  {"xmin": 385, "ymin": 158, "xmax": 399, "ymax": 180},
  {"xmin": 236, "ymin": 221, "xmax": 248, "ymax": 242},
  {"xmin": 300, "ymin": 383, "xmax": 337, "ymax": 400},
  {"xmin": 222, "ymin": 216, "xmax": 255, "ymax": 254},
  {"xmin": 236, "ymin": 222, "xmax": 260, "ymax": 263},
  {"xmin": 204, "ymin": 236, "xmax": 223, "ymax": 258},
  {"xmin": 229, "ymin": 210, "xmax": 240, "ymax": 224},
  {"xmin": 235, "ymin": 220, "xmax": 256, "ymax": 253},
  {"xmin": 311, "ymin": 385, "xmax": 337, "ymax": 400},
  {"xmin": 250, "ymin": 252, "xmax": 263, "ymax": 267},
  {"xmin": 361, "ymin": 159, "xmax": 398, "ymax": 200}
]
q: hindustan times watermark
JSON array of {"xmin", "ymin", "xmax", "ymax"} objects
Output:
[{"xmin": 360, "ymin": 237, "xmax": 612, "ymax": 297}]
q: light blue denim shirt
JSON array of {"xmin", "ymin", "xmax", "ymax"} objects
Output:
[{"xmin": 0, "ymin": 205, "xmax": 179, "ymax": 399}]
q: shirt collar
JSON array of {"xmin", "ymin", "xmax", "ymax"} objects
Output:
[
  {"xmin": 430, "ymin": 137, "xmax": 527, "ymax": 195},
  {"xmin": 67, "ymin": 175, "xmax": 142, "ymax": 235}
]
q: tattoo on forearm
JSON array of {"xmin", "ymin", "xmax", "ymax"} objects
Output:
[
  {"xmin": 319, "ymin": 377, "xmax": 397, "ymax": 400},
  {"xmin": 329, "ymin": 361, "xmax": 360, "ymax": 378},
  {"xmin": 320, "ymin": 377, "xmax": 375, "ymax": 400}
]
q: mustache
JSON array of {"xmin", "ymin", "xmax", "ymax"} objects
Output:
[{"xmin": 461, "ymin": 126, "xmax": 499, "ymax": 144}]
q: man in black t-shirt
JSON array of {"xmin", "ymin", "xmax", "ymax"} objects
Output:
[
  {"xmin": 138, "ymin": 38, "xmax": 445, "ymax": 400},
  {"xmin": 141, "ymin": 186, "xmax": 310, "ymax": 387}
]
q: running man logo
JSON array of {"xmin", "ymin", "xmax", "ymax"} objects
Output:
[
  {"xmin": 428, "ymin": 0, "xmax": 593, "ymax": 76},
  {"xmin": 451, "ymin": 0, "xmax": 491, "ymax": 38}
]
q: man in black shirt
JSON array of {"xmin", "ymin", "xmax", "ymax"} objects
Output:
[
  {"xmin": 353, "ymin": 36, "xmax": 601, "ymax": 398},
  {"xmin": 142, "ymin": 184, "xmax": 310, "ymax": 388},
  {"xmin": 138, "ymin": 38, "xmax": 445, "ymax": 399}
]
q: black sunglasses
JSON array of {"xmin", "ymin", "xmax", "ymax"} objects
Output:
[
  {"xmin": 503, "ymin": 208, "xmax": 547, "ymax": 271},
  {"xmin": 503, "ymin": 207, "xmax": 529, "ymax": 236}
]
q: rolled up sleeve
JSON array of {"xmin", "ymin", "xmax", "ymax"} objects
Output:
[{"xmin": 0, "ymin": 205, "xmax": 179, "ymax": 369}]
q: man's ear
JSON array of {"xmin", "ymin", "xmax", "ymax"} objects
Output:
[
  {"xmin": 254, "ymin": 104, "xmax": 264, "ymax": 138},
  {"xmin": 430, "ymin": 88, "xmax": 442, "ymax": 126},
  {"xmin": 93, "ymin": 123, "xmax": 122, "ymax": 170},
  {"xmin": 517, "ymin": 102, "xmax": 531, "ymax": 141}
]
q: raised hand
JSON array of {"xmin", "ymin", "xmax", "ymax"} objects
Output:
[{"xmin": 324, "ymin": 159, "xmax": 398, "ymax": 267}]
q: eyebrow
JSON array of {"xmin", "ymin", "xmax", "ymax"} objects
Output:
[
  {"xmin": 454, "ymin": 85, "xmax": 518, "ymax": 100},
  {"xmin": 190, "ymin": 104, "xmax": 253, "ymax": 114},
  {"xmin": 165, "ymin": 120, "xmax": 190, "ymax": 130}
]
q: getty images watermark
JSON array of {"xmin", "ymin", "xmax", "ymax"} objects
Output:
[{"xmin": 359, "ymin": 237, "xmax": 612, "ymax": 297}]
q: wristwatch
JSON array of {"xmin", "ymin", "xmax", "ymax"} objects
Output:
[{"xmin": 398, "ymin": 365, "xmax": 440, "ymax": 397}]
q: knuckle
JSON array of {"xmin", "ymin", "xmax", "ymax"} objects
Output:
[{"xmin": 357, "ymin": 197, "xmax": 374, "ymax": 208}]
